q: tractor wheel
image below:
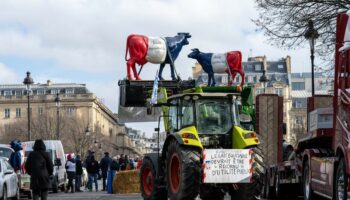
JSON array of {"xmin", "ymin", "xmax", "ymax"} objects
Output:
[
  {"xmin": 140, "ymin": 158, "xmax": 167, "ymax": 200},
  {"xmin": 335, "ymin": 158, "xmax": 348, "ymax": 200},
  {"xmin": 200, "ymin": 185, "xmax": 225, "ymax": 200},
  {"xmin": 230, "ymin": 147, "xmax": 265, "ymax": 200},
  {"xmin": 166, "ymin": 140, "xmax": 201, "ymax": 200}
]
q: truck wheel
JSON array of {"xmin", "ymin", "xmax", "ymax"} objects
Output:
[
  {"xmin": 303, "ymin": 161, "xmax": 314, "ymax": 200},
  {"xmin": 335, "ymin": 158, "xmax": 348, "ymax": 200},
  {"xmin": 230, "ymin": 147, "xmax": 265, "ymax": 200},
  {"xmin": 200, "ymin": 185, "xmax": 224, "ymax": 200},
  {"xmin": 140, "ymin": 158, "xmax": 167, "ymax": 200},
  {"xmin": 166, "ymin": 140, "xmax": 201, "ymax": 200}
]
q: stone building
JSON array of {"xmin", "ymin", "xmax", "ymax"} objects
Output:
[
  {"xmin": 289, "ymin": 73, "xmax": 333, "ymax": 143},
  {"xmin": 0, "ymin": 80, "xmax": 123, "ymax": 158},
  {"xmin": 192, "ymin": 56, "xmax": 293, "ymax": 143}
]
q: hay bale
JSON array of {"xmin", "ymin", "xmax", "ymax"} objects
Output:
[{"xmin": 113, "ymin": 170, "xmax": 140, "ymax": 194}]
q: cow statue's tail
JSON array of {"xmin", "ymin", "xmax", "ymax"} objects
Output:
[{"xmin": 125, "ymin": 35, "xmax": 132, "ymax": 61}]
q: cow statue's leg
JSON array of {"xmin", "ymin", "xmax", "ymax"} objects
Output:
[
  {"xmin": 127, "ymin": 60, "xmax": 135, "ymax": 80},
  {"xmin": 207, "ymin": 73, "xmax": 211, "ymax": 86},
  {"xmin": 211, "ymin": 73, "xmax": 216, "ymax": 86},
  {"xmin": 170, "ymin": 62, "xmax": 177, "ymax": 81},
  {"xmin": 132, "ymin": 64, "xmax": 142, "ymax": 80},
  {"xmin": 158, "ymin": 63, "xmax": 165, "ymax": 80}
]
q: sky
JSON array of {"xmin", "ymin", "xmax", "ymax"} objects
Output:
[{"xmin": 0, "ymin": 0, "xmax": 313, "ymax": 136}]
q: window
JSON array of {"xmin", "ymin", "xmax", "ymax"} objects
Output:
[
  {"xmin": 4, "ymin": 91, "xmax": 12, "ymax": 96},
  {"xmin": 37, "ymin": 90, "xmax": 45, "ymax": 95},
  {"xmin": 38, "ymin": 107, "xmax": 43, "ymax": 115},
  {"xmin": 15, "ymin": 90, "xmax": 22, "ymax": 96},
  {"xmin": 245, "ymin": 76, "xmax": 249, "ymax": 83},
  {"xmin": 275, "ymin": 88, "xmax": 283, "ymax": 96},
  {"xmin": 169, "ymin": 101, "xmax": 178, "ymax": 130},
  {"xmin": 256, "ymin": 89, "xmax": 264, "ymax": 95},
  {"xmin": 253, "ymin": 76, "xmax": 257, "ymax": 83},
  {"xmin": 66, "ymin": 107, "xmax": 76, "ymax": 114},
  {"xmin": 65, "ymin": 88, "xmax": 74, "ymax": 94},
  {"xmin": 296, "ymin": 116, "xmax": 303, "ymax": 124},
  {"xmin": 255, "ymin": 64, "xmax": 262, "ymax": 71},
  {"xmin": 278, "ymin": 64, "xmax": 284, "ymax": 69},
  {"xmin": 4, "ymin": 109, "xmax": 10, "ymax": 118},
  {"xmin": 51, "ymin": 89, "xmax": 60, "ymax": 94},
  {"xmin": 180, "ymin": 100, "xmax": 194, "ymax": 128},
  {"xmin": 221, "ymin": 76, "xmax": 228, "ymax": 84},
  {"xmin": 16, "ymin": 108, "xmax": 21, "ymax": 118},
  {"xmin": 236, "ymin": 76, "xmax": 240, "ymax": 83},
  {"xmin": 292, "ymin": 82, "xmax": 305, "ymax": 90}
]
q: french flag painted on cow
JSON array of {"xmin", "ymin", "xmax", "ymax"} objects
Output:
[
  {"xmin": 188, "ymin": 49, "xmax": 245, "ymax": 86},
  {"xmin": 125, "ymin": 33, "xmax": 191, "ymax": 81}
]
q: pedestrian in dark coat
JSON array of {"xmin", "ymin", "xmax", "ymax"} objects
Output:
[
  {"xmin": 75, "ymin": 155, "xmax": 83, "ymax": 192},
  {"xmin": 86, "ymin": 155, "xmax": 99, "ymax": 191},
  {"xmin": 9, "ymin": 139, "xmax": 22, "ymax": 173},
  {"xmin": 100, "ymin": 152, "xmax": 112, "ymax": 191},
  {"xmin": 25, "ymin": 139, "xmax": 53, "ymax": 200}
]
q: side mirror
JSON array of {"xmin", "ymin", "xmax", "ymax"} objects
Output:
[
  {"xmin": 239, "ymin": 113, "xmax": 252, "ymax": 123},
  {"xmin": 54, "ymin": 158, "xmax": 62, "ymax": 166},
  {"xmin": 5, "ymin": 169, "xmax": 14, "ymax": 175}
]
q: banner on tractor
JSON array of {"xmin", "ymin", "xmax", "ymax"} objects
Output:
[{"xmin": 203, "ymin": 149, "xmax": 252, "ymax": 183}]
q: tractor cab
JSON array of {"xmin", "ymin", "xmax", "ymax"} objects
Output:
[{"xmin": 163, "ymin": 91, "xmax": 259, "ymax": 149}]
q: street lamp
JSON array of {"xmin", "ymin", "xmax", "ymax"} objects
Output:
[
  {"xmin": 55, "ymin": 93, "xmax": 61, "ymax": 139},
  {"xmin": 23, "ymin": 72, "xmax": 34, "ymax": 141},
  {"xmin": 304, "ymin": 20, "xmax": 319, "ymax": 97},
  {"xmin": 259, "ymin": 70, "xmax": 269, "ymax": 93},
  {"xmin": 85, "ymin": 126, "xmax": 90, "ymax": 136}
]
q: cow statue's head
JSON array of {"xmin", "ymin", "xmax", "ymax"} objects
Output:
[
  {"xmin": 177, "ymin": 32, "xmax": 191, "ymax": 45},
  {"xmin": 187, "ymin": 48, "xmax": 200, "ymax": 59}
]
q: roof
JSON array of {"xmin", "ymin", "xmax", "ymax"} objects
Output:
[{"xmin": 291, "ymin": 90, "xmax": 331, "ymax": 98}]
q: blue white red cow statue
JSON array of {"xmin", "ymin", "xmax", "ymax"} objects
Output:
[
  {"xmin": 188, "ymin": 48, "xmax": 244, "ymax": 86},
  {"xmin": 125, "ymin": 33, "xmax": 191, "ymax": 80}
]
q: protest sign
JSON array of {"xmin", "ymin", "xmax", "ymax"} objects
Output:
[{"xmin": 203, "ymin": 149, "xmax": 252, "ymax": 183}]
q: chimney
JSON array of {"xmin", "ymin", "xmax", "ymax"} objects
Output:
[{"xmin": 47, "ymin": 80, "xmax": 52, "ymax": 86}]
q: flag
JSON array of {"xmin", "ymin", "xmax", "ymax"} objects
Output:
[{"xmin": 151, "ymin": 71, "xmax": 159, "ymax": 105}]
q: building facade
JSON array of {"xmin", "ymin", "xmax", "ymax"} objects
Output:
[
  {"xmin": 289, "ymin": 73, "xmax": 333, "ymax": 142},
  {"xmin": 193, "ymin": 56, "xmax": 293, "ymax": 143},
  {"xmin": 0, "ymin": 80, "xmax": 123, "ymax": 157}
]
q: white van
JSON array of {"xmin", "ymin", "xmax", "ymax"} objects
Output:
[{"xmin": 22, "ymin": 140, "xmax": 67, "ymax": 193}]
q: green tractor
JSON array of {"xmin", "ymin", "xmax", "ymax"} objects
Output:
[{"xmin": 139, "ymin": 85, "xmax": 265, "ymax": 200}]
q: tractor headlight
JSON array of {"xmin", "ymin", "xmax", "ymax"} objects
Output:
[{"xmin": 244, "ymin": 132, "xmax": 257, "ymax": 139}]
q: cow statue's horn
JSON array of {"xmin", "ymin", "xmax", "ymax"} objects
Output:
[{"xmin": 191, "ymin": 48, "xmax": 199, "ymax": 52}]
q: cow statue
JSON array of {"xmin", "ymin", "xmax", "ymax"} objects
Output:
[
  {"xmin": 125, "ymin": 33, "xmax": 191, "ymax": 80},
  {"xmin": 188, "ymin": 48, "xmax": 245, "ymax": 86}
]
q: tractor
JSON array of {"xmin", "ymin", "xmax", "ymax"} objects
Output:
[{"xmin": 139, "ymin": 85, "xmax": 265, "ymax": 200}]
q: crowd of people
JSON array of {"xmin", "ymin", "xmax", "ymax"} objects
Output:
[
  {"xmin": 67, "ymin": 150, "xmax": 143, "ymax": 193},
  {"xmin": 6, "ymin": 139, "xmax": 143, "ymax": 199}
]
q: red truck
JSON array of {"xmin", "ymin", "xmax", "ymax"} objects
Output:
[{"xmin": 260, "ymin": 11, "xmax": 350, "ymax": 200}]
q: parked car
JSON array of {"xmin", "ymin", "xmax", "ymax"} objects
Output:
[
  {"xmin": 0, "ymin": 145, "xmax": 14, "ymax": 160},
  {"xmin": 0, "ymin": 157, "xmax": 20, "ymax": 200},
  {"xmin": 22, "ymin": 140, "xmax": 67, "ymax": 193}
]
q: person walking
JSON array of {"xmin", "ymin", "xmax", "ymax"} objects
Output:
[
  {"xmin": 75, "ymin": 155, "xmax": 83, "ymax": 192},
  {"xmin": 25, "ymin": 140, "xmax": 53, "ymax": 200},
  {"xmin": 9, "ymin": 139, "xmax": 22, "ymax": 173},
  {"xmin": 100, "ymin": 152, "xmax": 112, "ymax": 191},
  {"xmin": 86, "ymin": 155, "xmax": 99, "ymax": 192},
  {"xmin": 65, "ymin": 154, "xmax": 76, "ymax": 193},
  {"xmin": 107, "ymin": 156, "xmax": 120, "ymax": 194},
  {"xmin": 119, "ymin": 154, "xmax": 125, "ymax": 171}
]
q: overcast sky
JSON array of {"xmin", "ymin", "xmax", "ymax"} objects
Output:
[{"xmin": 0, "ymin": 0, "xmax": 313, "ymax": 136}]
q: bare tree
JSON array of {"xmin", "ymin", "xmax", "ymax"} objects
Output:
[{"xmin": 253, "ymin": 0, "xmax": 350, "ymax": 71}]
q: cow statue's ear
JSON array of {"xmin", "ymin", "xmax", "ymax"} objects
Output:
[{"xmin": 191, "ymin": 48, "xmax": 199, "ymax": 52}]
